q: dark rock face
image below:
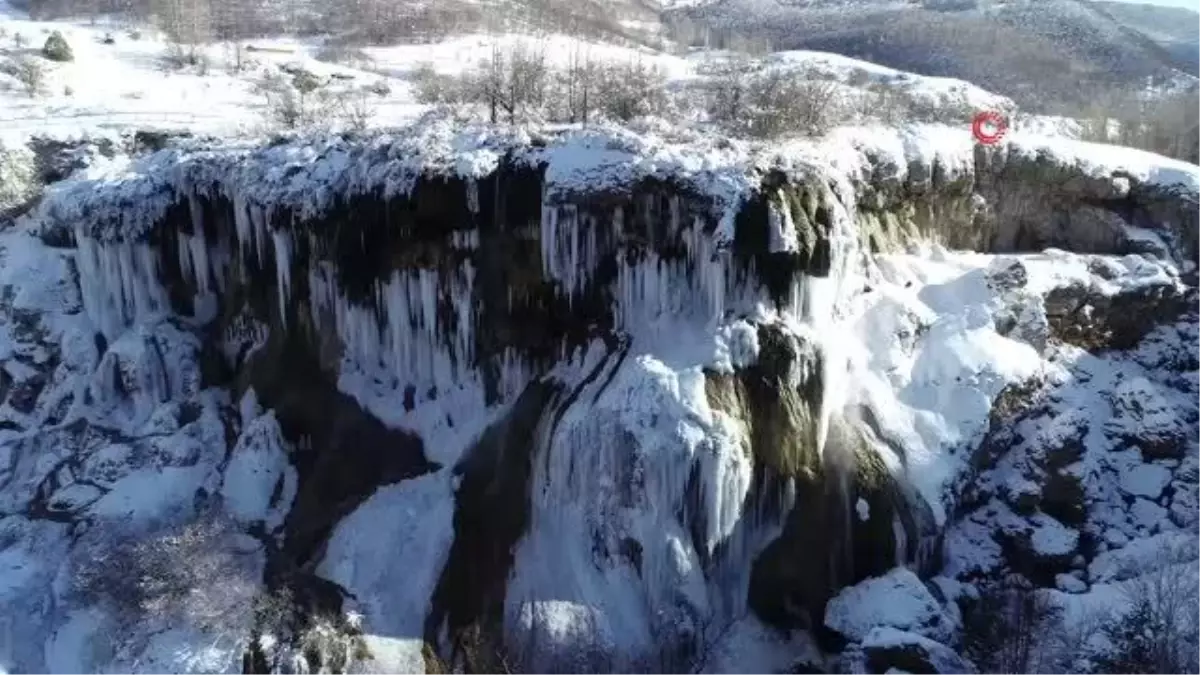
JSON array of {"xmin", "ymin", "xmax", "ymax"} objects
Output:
[
  {"xmin": 426, "ymin": 378, "xmax": 563, "ymax": 672},
  {"xmin": 66, "ymin": 153, "xmax": 858, "ymax": 671},
  {"xmin": 1044, "ymin": 276, "xmax": 1195, "ymax": 352},
  {"xmin": 700, "ymin": 325, "xmax": 935, "ymax": 646}
]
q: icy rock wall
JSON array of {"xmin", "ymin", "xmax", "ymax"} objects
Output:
[
  {"xmin": 59, "ymin": 149, "xmax": 892, "ymax": 668},
  {"xmin": 68, "ymin": 163, "xmax": 859, "ymax": 416},
  {"xmin": 855, "ymin": 141, "xmax": 1198, "ymax": 262},
  {"xmin": 55, "ymin": 127, "xmax": 1199, "ymax": 670}
]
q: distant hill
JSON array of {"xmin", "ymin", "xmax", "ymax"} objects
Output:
[
  {"xmin": 665, "ymin": 0, "xmax": 1199, "ymax": 111},
  {"xmin": 1091, "ymin": 0, "xmax": 1200, "ymax": 75}
]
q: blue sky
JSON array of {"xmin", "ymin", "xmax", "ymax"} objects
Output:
[{"xmin": 1109, "ymin": 0, "xmax": 1198, "ymax": 10}]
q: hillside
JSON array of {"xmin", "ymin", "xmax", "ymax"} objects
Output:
[
  {"xmin": 667, "ymin": 0, "xmax": 1198, "ymax": 110},
  {"xmin": 1091, "ymin": 0, "xmax": 1200, "ymax": 75},
  {"xmin": 0, "ymin": 2, "xmax": 1025, "ymax": 145}
]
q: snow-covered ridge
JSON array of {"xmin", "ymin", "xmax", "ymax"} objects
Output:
[{"xmin": 44, "ymin": 118, "xmax": 1200, "ymax": 248}]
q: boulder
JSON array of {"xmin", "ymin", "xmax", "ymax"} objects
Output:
[{"xmin": 860, "ymin": 627, "xmax": 975, "ymax": 674}]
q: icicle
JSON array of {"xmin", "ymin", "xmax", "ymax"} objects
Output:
[
  {"xmin": 272, "ymin": 229, "xmax": 292, "ymax": 325},
  {"xmin": 188, "ymin": 230, "xmax": 210, "ymax": 294},
  {"xmin": 176, "ymin": 231, "xmax": 194, "ymax": 286},
  {"xmin": 250, "ymin": 204, "xmax": 267, "ymax": 264},
  {"xmin": 74, "ymin": 233, "xmax": 169, "ymax": 340},
  {"xmin": 233, "ymin": 192, "xmax": 253, "ymax": 255},
  {"xmin": 466, "ymin": 178, "xmax": 480, "ymax": 214},
  {"xmin": 540, "ymin": 200, "xmax": 558, "ymax": 281},
  {"xmin": 893, "ymin": 514, "xmax": 909, "ymax": 569}
]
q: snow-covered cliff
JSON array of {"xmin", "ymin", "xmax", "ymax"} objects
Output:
[{"xmin": 1, "ymin": 117, "xmax": 1196, "ymax": 673}]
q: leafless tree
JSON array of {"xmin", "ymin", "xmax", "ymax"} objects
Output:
[
  {"xmin": 962, "ymin": 575, "xmax": 1064, "ymax": 674},
  {"xmin": 10, "ymin": 55, "xmax": 47, "ymax": 96},
  {"xmin": 593, "ymin": 60, "xmax": 669, "ymax": 122},
  {"xmin": 335, "ymin": 86, "xmax": 375, "ymax": 131},
  {"xmin": 1097, "ymin": 539, "xmax": 1200, "ymax": 674},
  {"xmin": 745, "ymin": 70, "xmax": 840, "ymax": 137},
  {"xmin": 72, "ymin": 512, "xmax": 260, "ymax": 633},
  {"xmin": 152, "ymin": 0, "xmax": 212, "ymax": 65},
  {"xmin": 705, "ymin": 55, "xmax": 757, "ymax": 130},
  {"xmin": 555, "ymin": 44, "xmax": 599, "ymax": 125},
  {"xmin": 411, "ymin": 42, "xmax": 550, "ymax": 124}
]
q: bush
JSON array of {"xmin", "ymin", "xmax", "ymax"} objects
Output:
[
  {"xmin": 1094, "ymin": 542, "xmax": 1200, "ymax": 674},
  {"xmin": 41, "ymin": 30, "xmax": 73, "ymax": 62},
  {"xmin": 0, "ymin": 141, "xmax": 38, "ymax": 217},
  {"xmin": 707, "ymin": 60, "xmax": 842, "ymax": 138},
  {"xmin": 592, "ymin": 61, "xmax": 670, "ymax": 122},
  {"xmin": 9, "ymin": 55, "xmax": 46, "ymax": 97},
  {"xmin": 256, "ymin": 70, "xmax": 333, "ymax": 130},
  {"xmin": 72, "ymin": 513, "xmax": 259, "ymax": 632},
  {"xmin": 334, "ymin": 87, "xmax": 375, "ymax": 132},
  {"xmin": 961, "ymin": 576, "xmax": 1064, "ymax": 674},
  {"xmin": 368, "ymin": 78, "xmax": 391, "ymax": 97},
  {"xmin": 162, "ymin": 42, "xmax": 207, "ymax": 71}
]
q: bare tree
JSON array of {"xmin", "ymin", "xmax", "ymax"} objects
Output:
[
  {"xmin": 593, "ymin": 60, "xmax": 669, "ymax": 122},
  {"xmin": 10, "ymin": 55, "xmax": 47, "ymax": 97},
  {"xmin": 1096, "ymin": 540, "xmax": 1200, "ymax": 674},
  {"xmin": 152, "ymin": 0, "xmax": 212, "ymax": 64},
  {"xmin": 556, "ymin": 44, "xmax": 599, "ymax": 125},
  {"xmin": 745, "ymin": 70, "xmax": 840, "ymax": 137},
  {"xmin": 705, "ymin": 55, "xmax": 757, "ymax": 130},
  {"xmin": 335, "ymin": 86, "xmax": 375, "ymax": 131},
  {"xmin": 72, "ymin": 512, "xmax": 259, "ymax": 632},
  {"xmin": 962, "ymin": 575, "xmax": 1064, "ymax": 674},
  {"xmin": 412, "ymin": 42, "xmax": 551, "ymax": 124}
]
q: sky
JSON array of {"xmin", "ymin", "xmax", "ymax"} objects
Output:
[{"xmin": 1108, "ymin": 0, "xmax": 1199, "ymax": 10}]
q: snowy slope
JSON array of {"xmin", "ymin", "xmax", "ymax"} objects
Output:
[{"xmin": 0, "ymin": 0, "xmax": 1102, "ymax": 150}]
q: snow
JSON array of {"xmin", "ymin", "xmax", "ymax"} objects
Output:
[
  {"xmin": 1029, "ymin": 513, "xmax": 1080, "ymax": 558},
  {"xmin": 856, "ymin": 497, "xmax": 870, "ymax": 522},
  {"xmin": 1118, "ymin": 463, "xmax": 1173, "ymax": 499},
  {"xmin": 844, "ymin": 250, "xmax": 1048, "ymax": 523},
  {"xmin": 315, "ymin": 470, "xmax": 455, "ymax": 674},
  {"xmin": 698, "ymin": 615, "xmax": 822, "ymax": 674},
  {"xmin": 220, "ymin": 411, "xmax": 297, "ymax": 531},
  {"xmin": 824, "ymin": 568, "xmax": 954, "ymax": 644},
  {"xmin": 1007, "ymin": 132, "xmax": 1200, "ymax": 193}
]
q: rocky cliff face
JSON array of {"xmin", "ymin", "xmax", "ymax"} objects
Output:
[{"xmin": 1, "ymin": 121, "xmax": 1196, "ymax": 673}]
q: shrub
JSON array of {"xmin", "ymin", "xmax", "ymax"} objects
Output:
[
  {"xmin": 368, "ymin": 78, "xmax": 391, "ymax": 97},
  {"xmin": 10, "ymin": 55, "xmax": 46, "ymax": 97},
  {"xmin": 1094, "ymin": 541, "xmax": 1199, "ymax": 674},
  {"xmin": 256, "ymin": 70, "xmax": 331, "ymax": 130},
  {"xmin": 335, "ymin": 87, "xmax": 375, "ymax": 132},
  {"xmin": 0, "ymin": 141, "xmax": 38, "ymax": 217},
  {"xmin": 592, "ymin": 60, "xmax": 670, "ymax": 122},
  {"xmin": 72, "ymin": 513, "xmax": 259, "ymax": 632},
  {"xmin": 41, "ymin": 31, "xmax": 73, "ymax": 62},
  {"xmin": 961, "ymin": 575, "xmax": 1064, "ymax": 673}
]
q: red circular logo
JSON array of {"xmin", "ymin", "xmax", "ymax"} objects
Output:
[{"xmin": 972, "ymin": 111, "xmax": 1008, "ymax": 145}]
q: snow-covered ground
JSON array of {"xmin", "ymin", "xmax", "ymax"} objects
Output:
[{"xmin": 0, "ymin": 0, "xmax": 1093, "ymax": 148}]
